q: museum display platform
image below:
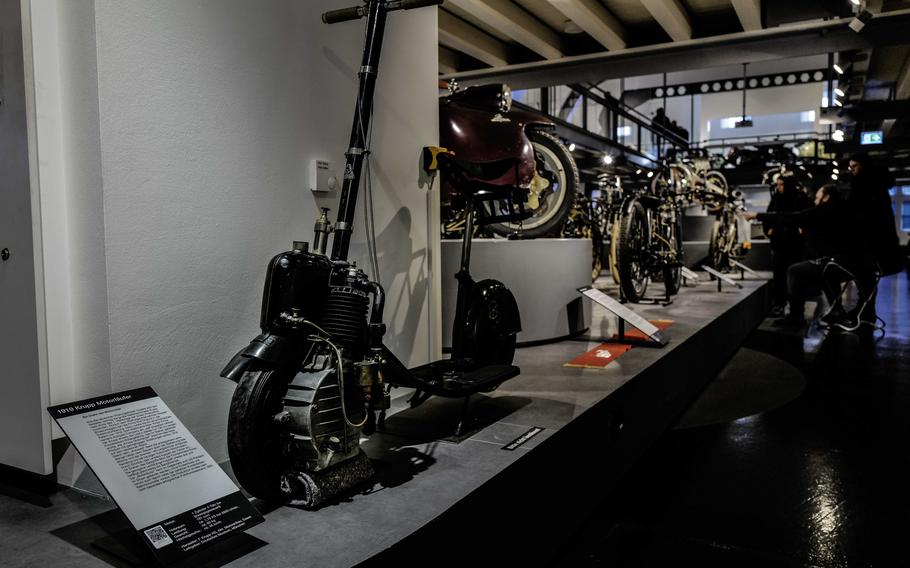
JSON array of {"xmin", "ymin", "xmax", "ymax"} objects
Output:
[{"xmin": 0, "ymin": 272, "xmax": 769, "ymax": 568}]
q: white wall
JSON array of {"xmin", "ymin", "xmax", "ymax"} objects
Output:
[
  {"xmin": 0, "ymin": 0, "xmax": 53, "ymax": 476},
  {"xmin": 28, "ymin": 0, "xmax": 439, "ymax": 485}
]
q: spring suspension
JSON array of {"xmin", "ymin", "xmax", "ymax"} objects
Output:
[{"xmin": 322, "ymin": 286, "xmax": 370, "ymax": 358}]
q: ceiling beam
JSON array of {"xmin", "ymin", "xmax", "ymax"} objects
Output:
[
  {"xmin": 438, "ymin": 10, "xmax": 510, "ymax": 68},
  {"xmin": 443, "ymin": 9, "xmax": 910, "ymax": 89},
  {"xmin": 895, "ymin": 52, "xmax": 910, "ymax": 100},
  {"xmin": 731, "ymin": 0, "xmax": 762, "ymax": 31},
  {"xmin": 639, "ymin": 0, "xmax": 692, "ymax": 42},
  {"xmin": 548, "ymin": 0, "xmax": 626, "ymax": 51},
  {"xmin": 446, "ymin": 0, "xmax": 563, "ymax": 60},
  {"xmin": 883, "ymin": 52, "xmax": 910, "ymax": 136},
  {"xmin": 438, "ymin": 46, "xmax": 460, "ymax": 75}
]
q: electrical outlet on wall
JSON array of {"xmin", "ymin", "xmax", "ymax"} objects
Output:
[{"xmin": 309, "ymin": 159, "xmax": 338, "ymax": 192}]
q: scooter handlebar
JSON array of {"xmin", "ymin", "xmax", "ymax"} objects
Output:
[
  {"xmin": 322, "ymin": 0, "xmax": 443, "ymax": 24},
  {"xmin": 322, "ymin": 6, "xmax": 365, "ymax": 24}
]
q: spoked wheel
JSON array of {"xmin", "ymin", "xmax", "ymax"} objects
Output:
[
  {"xmin": 703, "ymin": 170, "xmax": 728, "ymax": 213},
  {"xmin": 662, "ymin": 219, "xmax": 683, "ymax": 296},
  {"xmin": 228, "ymin": 368, "xmax": 292, "ymax": 502},
  {"xmin": 485, "ymin": 130, "xmax": 578, "ymax": 238},
  {"xmin": 617, "ymin": 200, "xmax": 650, "ymax": 302},
  {"xmin": 609, "ymin": 215, "xmax": 622, "ymax": 284},
  {"xmin": 708, "ymin": 213, "xmax": 738, "ymax": 272}
]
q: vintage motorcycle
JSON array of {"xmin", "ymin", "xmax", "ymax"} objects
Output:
[
  {"xmin": 651, "ymin": 148, "xmax": 728, "ymax": 213},
  {"xmin": 708, "ymin": 189, "xmax": 749, "ymax": 272},
  {"xmin": 440, "ymin": 82, "xmax": 578, "ymax": 238},
  {"xmin": 614, "ymin": 181, "xmax": 684, "ymax": 303},
  {"xmin": 220, "ymin": 0, "xmax": 524, "ymax": 507}
]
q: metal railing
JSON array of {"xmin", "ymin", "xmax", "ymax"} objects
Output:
[{"xmin": 514, "ymin": 83, "xmax": 690, "ymax": 165}]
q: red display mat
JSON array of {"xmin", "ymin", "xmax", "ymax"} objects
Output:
[
  {"xmin": 564, "ymin": 343, "xmax": 632, "ymax": 369},
  {"xmin": 614, "ymin": 319, "xmax": 673, "ymax": 342}
]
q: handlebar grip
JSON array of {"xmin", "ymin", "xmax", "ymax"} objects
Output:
[
  {"xmin": 322, "ymin": 6, "xmax": 365, "ymax": 24},
  {"xmin": 400, "ymin": 0, "xmax": 444, "ymax": 9}
]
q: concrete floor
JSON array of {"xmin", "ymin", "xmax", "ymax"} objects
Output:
[
  {"xmin": 553, "ymin": 270, "xmax": 910, "ymax": 567},
  {"xmin": 0, "ymin": 273, "xmax": 770, "ymax": 567}
]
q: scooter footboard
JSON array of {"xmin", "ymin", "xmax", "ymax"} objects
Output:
[{"xmin": 380, "ymin": 346, "xmax": 519, "ymax": 397}]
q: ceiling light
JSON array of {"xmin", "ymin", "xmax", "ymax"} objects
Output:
[
  {"xmin": 849, "ymin": 0, "xmax": 860, "ymax": 5},
  {"xmin": 602, "ymin": 154, "xmax": 614, "ymax": 165},
  {"xmin": 834, "ymin": 88, "xmax": 845, "ymax": 97},
  {"xmin": 833, "ymin": 64, "xmax": 844, "ymax": 75},
  {"xmin": 635, "ymin": 169, "xmax": 642, "ymax": 175},
  {"xmin": 833, "ymin": 168, "xmax": 839, "ymax": 174},
  {"xmin": 568, "ymin": 143, "xmax": 576, "ymax": 152},
  {"xmin": 832, "ymin": 173, "xmax": 839, "ymax": 180},
  {"xmin": 834, "ymin": 99, "xmax": 843, "ymax": 107},
  {"xmin": 563, "ymin": 20, "xmax": 583, "ymax": 34},
  {"xmin": 647, "ymin": 171, "xmax": 654, "ymax": 178}
]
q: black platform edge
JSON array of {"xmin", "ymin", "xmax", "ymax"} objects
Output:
[
  {"xmin": 0, "ymin": 462, "xmax": 57, "ymax": 496},
  {"xmin": 360, "ymin": 282, "xmax": 770, "ymax": 567}
]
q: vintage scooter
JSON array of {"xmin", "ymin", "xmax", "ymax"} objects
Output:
[
  {"xmin": 440, "ymin": 82, "xmax": 579, "ymax": 238},
  {"xmin": 220, "ymin": 0, "xmax": 524, "ymax": 507}
]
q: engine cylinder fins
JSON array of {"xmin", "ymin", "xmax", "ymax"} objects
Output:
[{"xmin": 321, "ymin": 287, "xmax": 370, "ymax": 357}]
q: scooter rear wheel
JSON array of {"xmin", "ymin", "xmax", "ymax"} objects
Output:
[{"xmin": 228, "ymin": 368, "xmax": 291, "ymax": 502}]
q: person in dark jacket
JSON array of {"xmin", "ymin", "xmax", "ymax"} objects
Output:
[
  {"xmin": 743, "ymin": 184, "xmax": 850, "ymax": 325},
  {"xmin": 745, "ymin": 151, "xmax": 901, "ymax": 329},
  {"xmin": 764, "ymin": 175, "xmax": 813, "ymax": 315}
]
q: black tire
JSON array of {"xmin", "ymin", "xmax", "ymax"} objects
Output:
[
  {"xmin": 617, "ymin": 200, "xmax": 650, "ymax": 302},
  {"xmin": 709, "ymin": 214, "xmax": 737, "ymax": 272},
  {"xmin": 609, "ymin": 216, "xmax": 622, "ymax": 284},
  {"xmin": 486, "ymin": 130, "xmax": 578, "ymax": 238},
  {"xmin": 663, "ymin": 219, "xmax": 682, "ymax": 296},
  {"xmin": 704, "ymin": 170, "xmax": 728, "ymax": 214},
  {"xmin": 227, "ymin": 368, "xmax": 292, "ymax": 502}
]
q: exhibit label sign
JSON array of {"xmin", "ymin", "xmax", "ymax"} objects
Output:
[
  {"xmin": 48, "ymin": 387, "xmax": 263, "ymax": 563},
  {"xmin": 577, "ymin": 286, "xmax": 669, "ymax": 345}
]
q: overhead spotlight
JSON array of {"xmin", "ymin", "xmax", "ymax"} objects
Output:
[
  {"xmin": 833, "ymin": 129, "xmax": 845, "ymax": 142},
  {"xmin": 834, "ymin": 88, "xmax": 845, "ymax": 97},
  {"xmin": 635, "ymin": 169, "xmax": 642, "ymax": 175},
  {"xmin": 834, "ymin": 98, "xmax": 843, "ymax": 107},
  {"xmin": 568, "ymin": 143, "xmax": 576, "ymax": 152},
  {"xmin": 833, "ymin": 63, "xmax": 844, "ymax": 75},
  {"xmin": 849, "ymin": 0, "xmax": 861, "ymax": 5},
  {"xmin": 833, "ymin": 167, "xmax": 839, "ymax": 174},
  {"xmin": 602, "ymin": 154, "xmax": 614, "ymax": 165},
  {"xmin": 849, "ymin": 8, "xmax": 873, "ymax": 32},
  {"xmin": 831, "ymin": 173, "xmax": 839, "ymax": 180},
  {"xmin": 647, "ymin": 171, "xmax": 654, "ymax": 178}
]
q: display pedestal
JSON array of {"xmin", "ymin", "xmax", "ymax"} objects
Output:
[{"xmin": 441, "ymin": 238, "xmax": 592, "ymax": 346}]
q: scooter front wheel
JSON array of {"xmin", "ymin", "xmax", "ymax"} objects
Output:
[{"xmin": 228, "ymin": 368, "xmax": 291, "ymax": 502}]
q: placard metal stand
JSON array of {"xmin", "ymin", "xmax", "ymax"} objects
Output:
[
  {"xmin": 680, "ymin": 266, "xmax": 700, "ymax": 286},
  {"xmin": 730, "ymin": 259, "xmax": 761, "ymax": 280},
  {"xmin": 702, "ymin": 266, "xmax": 743, "ymax": 292},
  {"xmin": 578, "ymin": 286, "xmax": 669, "ymax": 346}
]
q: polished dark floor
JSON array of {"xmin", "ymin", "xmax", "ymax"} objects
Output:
[{"xmin": 553, "ymin": 270, "xmax": 910, "ymax": 568}]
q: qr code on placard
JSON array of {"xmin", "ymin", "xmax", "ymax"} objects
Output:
[{"xmin": 143, "ymin": 525, "xmax": 173, "ymax": 549}]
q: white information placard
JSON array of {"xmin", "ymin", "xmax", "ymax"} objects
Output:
[
  {"xmin": 48, "ymin": 387, "xmax": 263, "ymax": 563},
  {"xmin": 578, "ymin": 286, "xmax": 668, "ymax": 345}
]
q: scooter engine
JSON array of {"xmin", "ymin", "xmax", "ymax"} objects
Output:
[{"xmin": 275, "ymin": 268, "xmax": 388, "ymax": 507}]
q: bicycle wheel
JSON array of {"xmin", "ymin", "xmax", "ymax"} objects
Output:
[
  {"xmin": 662, "ymin": 218, "xmax": 682, "ymax": 296},
  {"xmin": 617, "ymin": 200, "xmax": 650, "ymax": 302}
]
